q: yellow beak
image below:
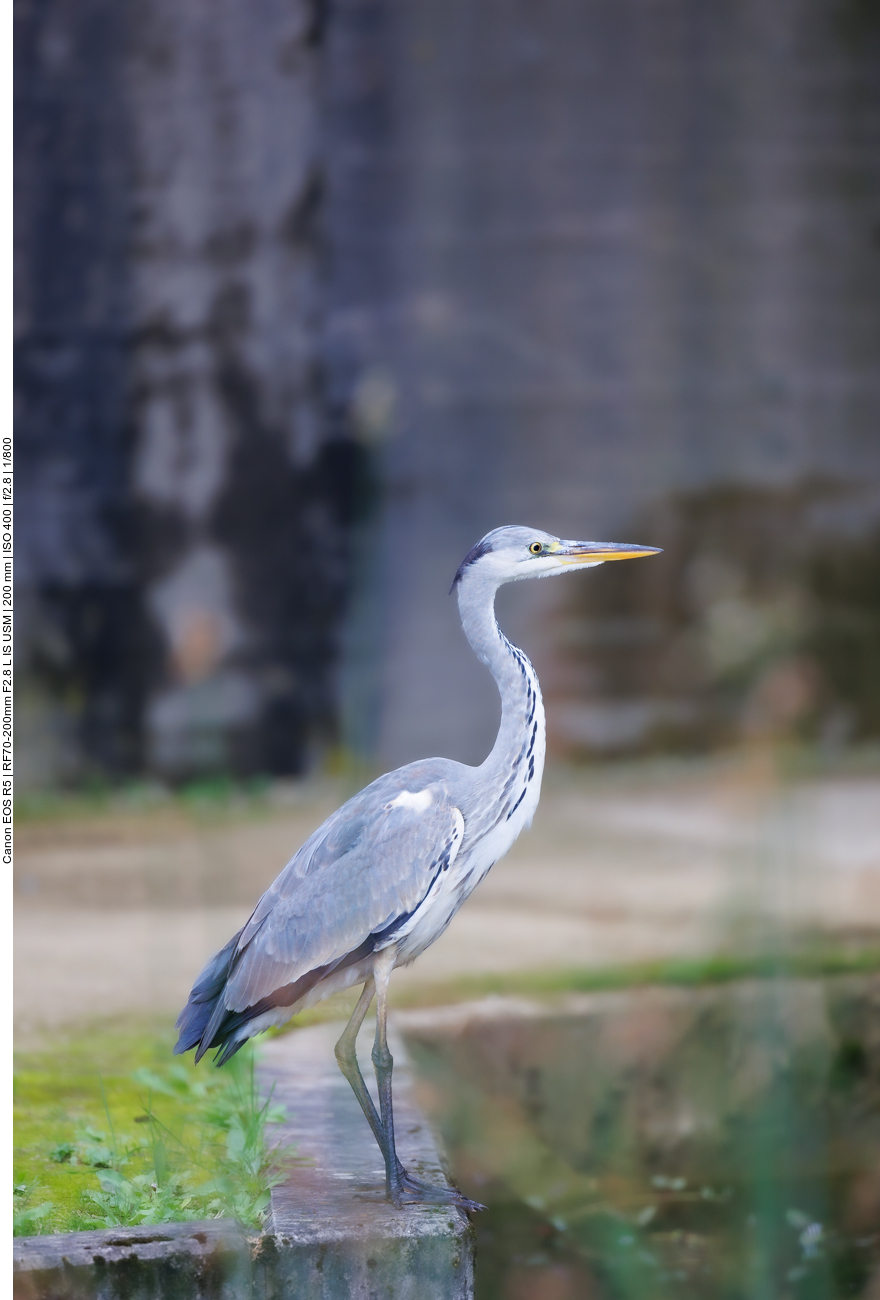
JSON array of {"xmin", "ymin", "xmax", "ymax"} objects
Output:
[{"xmin": 554, "ymin": 541, "xmax": 662, "ymax": 564}]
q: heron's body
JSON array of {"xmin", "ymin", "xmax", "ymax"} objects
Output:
[{"xmin": 176, "ymin": 525, "xmax": 657, "ymax": 1209}]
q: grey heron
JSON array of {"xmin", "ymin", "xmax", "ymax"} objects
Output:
[{"xmin": 175, "ymin": 525, "xmax": 659, "ymax": 1208}]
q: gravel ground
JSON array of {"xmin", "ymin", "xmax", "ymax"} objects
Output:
[{"xmin": 14, "ymin": 758, "xmax": 880, "ymax": 1036}]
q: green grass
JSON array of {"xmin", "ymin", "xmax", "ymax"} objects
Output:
[{"xmin": 13, "ymin": 1024, "xmax": 288, "ymax": 1236}]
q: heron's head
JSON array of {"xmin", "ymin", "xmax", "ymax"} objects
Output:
[{"xmin": 451, "ymin": 525, "xmax": 661, "ymax": 591}]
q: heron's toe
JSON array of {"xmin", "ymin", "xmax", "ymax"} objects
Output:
[{"xmin": 393, "ymin": 1167, "xmax": 485, "ymax": 1212}]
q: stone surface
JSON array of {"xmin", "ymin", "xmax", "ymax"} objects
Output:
[
  {"xmin": 13, "ymin": 1220, "xmax": 254, "ymax": 1300},
  {"xmin": 260, "ymin": 1021, "xmax": 475, "ymax": 1299}
]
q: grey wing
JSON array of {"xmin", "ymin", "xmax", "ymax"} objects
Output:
[{"xmin": 221, "ymin": 782, "xmax": 465, "ymax": 1013}]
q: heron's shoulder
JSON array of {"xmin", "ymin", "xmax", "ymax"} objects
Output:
[
  {"xmin": 360, "ymin": 757, "xmax": 469, "ymax": 801},
  {"xmin": 277, "ymin": 759, "xmax": 466, "ymax": 880}
]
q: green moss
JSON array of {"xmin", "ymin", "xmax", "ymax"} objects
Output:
[{"xmin": 13, "ymin": 1023, "xmax": 286, "ymax": 1235}]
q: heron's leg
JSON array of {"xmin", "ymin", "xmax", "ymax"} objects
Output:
[
  {"xmin": 370, "ymin": 947, "xmax": 404, "ymax": 1201},
  {"xmin": 370, "ymin": 948, "xmax": 485, "ymax": 1212},
  {"xmin": 333, "ymin": 978, "xmax": 388, "ymax": 1159}
]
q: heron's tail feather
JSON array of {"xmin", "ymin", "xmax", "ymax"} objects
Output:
[{"xmin": 174, "ymin": 930, "xmax": 242, "ymax": 1056}]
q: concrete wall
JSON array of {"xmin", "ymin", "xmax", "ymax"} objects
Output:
[{"xmin": 326, "ymin": 0, "xmax": 880, "ymax": 767}]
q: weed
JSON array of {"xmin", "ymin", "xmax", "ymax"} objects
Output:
[
  {"xmin": 48, "ymin": 1141, "xmax": 76, "ymax": 1164},
  {"xmin": 131, "ymin": 1049, "xmax": 289, "ymax": 1228},
  {"xmin": 81, "ymin": 1168, "xmax": 207, "ymax": 1229}
]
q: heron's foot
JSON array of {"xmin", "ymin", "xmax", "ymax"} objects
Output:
[{"xmin": 390, "ymin": 1163, "xmax": 486, "ymax": 1212}]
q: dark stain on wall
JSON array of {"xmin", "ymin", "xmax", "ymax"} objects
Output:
[
  {"xmin": 15, "ymin": 0, "xmax": 364, "ymax": 787},
  {"xmin": 15, "ymin": 0, "xmax": 156, "ymax": 781}
]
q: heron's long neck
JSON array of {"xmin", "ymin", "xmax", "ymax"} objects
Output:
[{"xmin": 457, "ymin": 576, "xmax": 545, "ymax": 788}]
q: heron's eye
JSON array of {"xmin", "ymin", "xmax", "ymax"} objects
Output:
[{"xmin": 529, "ymin": 542, "xmax": 543, "ymax": 555}]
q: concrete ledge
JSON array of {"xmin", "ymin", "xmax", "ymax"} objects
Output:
[
  {"xmin": 14, "ymin": 1022, "xmax": 474, "ymax": 1300},
  {"xmin": 260, "ymin": 1022, "xmax": 474, "ymax": 1299},
  {"xmin": 13, "ymin": 1220, "xmax": 253, "ymax": 1300}
]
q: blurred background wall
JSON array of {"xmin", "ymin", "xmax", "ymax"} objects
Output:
[
  {"xmin": 15, "ymin": 0, "xmax": 880, "ymax": 789},
  {"xmin": 16, "ymin": 0, "xmax": 366, "ymax": 787}
]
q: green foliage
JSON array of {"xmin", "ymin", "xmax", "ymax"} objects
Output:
[
  {"xmin": 79, "ymin": 1168, "xmax": 205, "ymax": 1230},
  {"xmin": 13, "ymin": 1030, "xmax": 289, "ymax": 1236},
  {"xmin": 13, "ymin": 1181, "xmax": 55, "ymax": 1236},
  {"xmin": 129, "ymin": 1052, "xmax": 288, "ymax": 1227}
]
